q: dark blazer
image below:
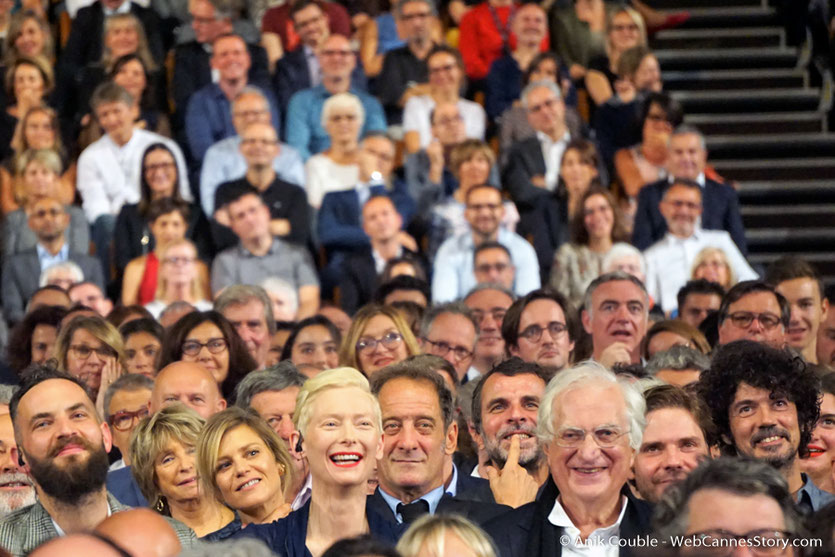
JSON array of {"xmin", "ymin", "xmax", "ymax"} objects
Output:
[
  {"xmin": 272, "ymin": 47, "xmax": 369, "ymax": 112},
  {"xmin": 106, "ymin": 465, "xmax": 148, "ymax": 508},
  {"xmin": 61, "ymin": 1, "xmax": 164, "ymax": 75},
  {"xmin": 367, "ymin": 488, "xmax": 510, "ymax": 527},
  {"xmin": 455, "ymin": 473, "xmax": 498, "ymax": 504},
  {"xmin": 172, "ymin": 42, "xmax": 270, "ymax": 126},
  {"xmin": 502, "ymin": 136, "xmax": 550, "ymax": 211},
  {"xmin": 235, "ymin": 498, "xmax": 403, "ymax": 556},
  {"xmin": 632, "ymin": 177, "xmax": 748, "ymax": 254},
  {"xmin": 484, "ymin": 480, "xmax": 654, "ymax": 557},
  {"xmin": 1, "ymin": 248, "xmax": 104, "ymax": 324},
  {"xmin": 338, "ymin": 247, "xmax": 423, "ymax": 315}
]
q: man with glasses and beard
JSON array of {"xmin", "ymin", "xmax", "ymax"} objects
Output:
[
  {"xmin": 0, "ymin": 365, "xmax": 196, "ymax": 555},
  {"xmin": 699, "ymin": 340, "xmax": 834, "ymax": 513},
  {"xmin": 471, "ymin": 358, "xmax": 551, "ymax": 507}
]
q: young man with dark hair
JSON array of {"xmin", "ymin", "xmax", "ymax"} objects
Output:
[
  {"xmin": 676, "ymin": 278, "xmax": 724, "ymax": 328},
  {"xmin": 501, "ymin": 289, "xmax": 576, "ymax": 373}
]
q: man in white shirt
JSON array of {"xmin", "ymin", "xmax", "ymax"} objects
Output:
[
  {"xmin": 77, "ymin": 82, "xmax": 190, "ymax": 273},
  {"xmin": 644, "ymin": 178, "xmax": 756, "ymax": 315}
]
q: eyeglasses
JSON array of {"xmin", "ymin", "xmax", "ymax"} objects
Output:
[
  {"xmin": 612, "ymin": 23, "xmax": 639, "ymax": 32},
  {"xmin": 429, "ymin": 63, "xmax": 457, "ymax": 74},
  {"xmin": 519, "ymin": 322, "xmax": 568, "ymax": 343},
  {"xmin": 330, "ymin": 114, "xmax": 358, "ymax": 122},
  {"xmin": 422, "ymin": 338, "xmax": 473, "ymax": 362},
  {"xmin": 143, "ymin": 162, "xmax": 175, "ymax": 173},
  {"xmin": 182, "ymin": 337, "xmax": 228, "ymax": 356},
  {"xmin": 554, "ymin": 425, "xmax": 629, "ymax": 448},
  {"xmin": 470, "ymin": 308, "xmax": 507, "ymax": 323},
  {"xmin": 356, "ymin": 332, "xmax": 403, "ymax": 353},
  {"xmin": 725, "ymin": 311, "xmax": 782, "ymax": 330},
  {"xmin": 682, "ymin": 529, "xmax": 794, "ymax": 556},
  {"xmin": 475, "ymin": 262, "xmax": 510, "ymax": 275},
  {"xmin": 433, "ymin": 115, "xmax": 463, "ymax": 127},
  {"xmin": 321, "ymin": 49, "xmax": 352, "ymax": 57},
  {"xmin": 527, "ymin": 98, "xmax": 559, "ymax": 114},
  {"xmin": 108, "ymin": 406, "xmax": 150, "ymax": 431},
  {"xmin": 163, "ymin": 256, "xmax": 195, "ymax": 266},
  {"xmin": 31, "ymin": 208, "xmax": 63, "ymax": 218},
  {"xmin": 241, "ymin": 138, "xmax": 277, "ymax": 146},
  {"xmin": 466, "ymin": 203, "xmax": 501, "ymax": 212},
  {"xmin": 70, "ymin": 343, "xmax": 117, "ymax": 360},
  {"xmin": 401, "ymin": 10, "xmax": 431, "ymax": 20}
]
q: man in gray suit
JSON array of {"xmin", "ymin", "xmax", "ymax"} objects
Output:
[
  {"xmin": 0, "ymin": 365, "xmax": 196, "ymax": 556},
  {"xmin": 2, "ymin": 197, "xmax": 103, "ymax": 324}
]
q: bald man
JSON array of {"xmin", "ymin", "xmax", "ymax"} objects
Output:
[
  {"xmin": 30, "ymin": 534, "xmax": 127, "ymax": 557},
  {"xmin": 96, "ymin": 508, "xmax": 182, "ymax": 557},
  {"xmin": 151, "ymin": 361, "xmax": 227, "ymax": 420}
]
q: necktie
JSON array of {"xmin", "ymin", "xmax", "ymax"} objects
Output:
[{"xmin": 396, "ymin": 499, "xmax": 430, "ymax": 524}]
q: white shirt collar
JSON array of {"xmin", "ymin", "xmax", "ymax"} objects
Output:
[{"xmin": 548, "ymin": 495, "xmax": 628, "ymax": 541}]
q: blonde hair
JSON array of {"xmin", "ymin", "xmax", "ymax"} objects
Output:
[
  {"xmin": 55, "ymin": 315, "xmax": 125, "ymax": 371},
  {"xmin": 102, "ymin": 13, "xmax": 156, "ymax": 71},
  {"xmin": 396, "ymin": 514, "xmax": 498, "ymax": 557},
  {"xmin": 11, "ymin": 105, "xmax": 63, "ymax": 155},
  {"xmin": 197, "ymin": 406, "xmax": 294, "ymax": 504},
  {"xmin": 338, "ymin": 304, "xmax": 420, "ymax": 374},
  {"xmin": 293, "ymin": 367, "xmax": 382, "ymax": 437},
  {"xmin": 690, "ymin": 246, "xmax": 736, "ymax": 290},
  {"xmin": 155, "ymin": 238, "xmax": 205, "ymax": 301},
  {"xmin": 606, "ymin": 6, "xmax": 647, "ymax": 56},
  {"xmin": 14, "ymin": 148, "xmax": 62, "ymax": 205},
  {"xmin": 5, "ymin": 11, "xmax": 54, "ymax": 65},
  {"xmin": 129, "ymin": 404, "xmax": 205, "ymax": 510},
  {"xmin": 321, "ymin": 92, "xmax": 365, "ymax": 129}
]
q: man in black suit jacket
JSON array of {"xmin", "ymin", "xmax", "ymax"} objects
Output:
[
  {"xmin": 483, "ymin": 362, "xmax": 654, "ymax": 557},
  {"xmin": 632, "ymin": 126, "xmax": 747, "ymax": 254},
  {"xmin": 368, "ymin": 360, "xmax": 509, "ymax": 526},
  {"xmin": 2, "ymin": 198, "xmax": 104, "ymax": 324},
  {"xmin": 172, "ymin": 0, "xmax": 269, "ymax": 131}
]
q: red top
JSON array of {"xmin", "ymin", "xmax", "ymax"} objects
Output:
[
  {"xmin": 138, "ymin": 252, "xmax": 159, "ymax": 306},
  {"xmin": 261, "ymin": 1, "xmax": 351, "ymax": 52}
]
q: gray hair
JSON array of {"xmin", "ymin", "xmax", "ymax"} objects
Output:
[
  {"xmin": 321, "ymin": 92, "xmax": 365, "ymax": 129},
  {"xmin": 582, "ymin": 271, "xmax": 649, "ymax": 316},
  {"xmin": 180, "ymin": 538, "xmax": 278, "ymax": 557},
  {"xmin": 520, "ymin": 80, "xmax": 562, "ymax": 109},
  {"xmin": 206, "ymin": 0, "xmax": 235, "ymax": 21},
  {"xmin": 420, "ymin": 301, "xmax": 480, "ymax": 339},
  {"xmin": 214, "ymin": 284, "xmax": 276, "ymax": 334},
  {"xmin": 670, "ymin": 124, "xmax": 706, "ymax": 151},
  {"xmin": 233, "ymin": 86, "xmax": 270, "ymax": 109},
  {"xmin": 653, "ymin": 457, "xmax": 804, "ymax": 541},
  {"xmin": 464, "ymin": 282, "xmax": 517, "ymax": 303},
  {"xmin": 259, "ymin": 277, "xmax": 299, "ymax": 317},
  {"xmin": 601, "ymin": 244, "xmax": 646, "ymax": 276},
  {"xmin": 159, "ymin": 300, "xmax": 195, "ymax": 321},
  {"xmin": 645, "ymin": 345, "xmax": 710, "ymax": 377},
  {"xmin": 0, "ymin": 384, "xmax": 17, "ymax": 406},
  {"xmin": 102, "ymin": 373, "xmax": 154, "ymax": 418},
  {"xmin": 234, "ymin": 361, "xmax": 307, "ymax": 409},
  {"xmin": 39, "ymin": 261, "xmax": 84, "ymax": 287},
  {"xmin": 536, "ymin": 360, "xmax": 646, "ymax": 450},
  {"xmin": 395, "ymin": 0, "xmax": 436, "ymax": 18}
]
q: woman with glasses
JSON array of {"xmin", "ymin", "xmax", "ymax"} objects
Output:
[
  {"xmin": 549, "ymin": 186, "xmax": 630, "ymax": 309},
  {"xmin": 131, "ymin": 405, "xmax": 238, "ymax": 539},
  {"xmin": 119, "ymin": 317, "xmax": 164, "ymax": 378},
  {"xmin": 281, "ymin": 315, "xmax": 342, "ymax": 374},
  {"xmin": 114, "ymin": 143, "xmax": 211, "ymax": 292},
  {"xmin": 161, "ymin": 310, "xmax": 257, "ymax": 400},
  {"xmin": 197, "ymin": 406, "xmax": 294, "ymax": 531},
  {"xmin": 403, "ymin": 45, "xmax": 485, "ymax": 154},
  {"xmin": 144, "ymin": 239, "xmax": 212, "ymax": 319},
  {"xmin": 339, "ymin": 304, "xmax": 420, "ymax": 377},
  {"xmin": 54, "ymin": 314, "xmax": 125, "ymax": 413}
]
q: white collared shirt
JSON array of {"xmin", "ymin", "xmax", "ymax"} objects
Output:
[
  {"xmin": 548, "ymin": 495, "xmax": 628, "ymax": 557},
  {"xmin": 537, "ymin": 130, "xmax": 571, "ymax": 192}
]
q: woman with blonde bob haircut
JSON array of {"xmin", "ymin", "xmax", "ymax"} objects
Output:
[
  {"xmin": 197, "ymin": 406, "xmax": 294, "ymax": 528},
  {"xmin": 237, "ymin": 368, "xmax": 400, "ymax": 556},
  {"xmin": 396, "ymin": 514, "xmax": 499, "ymax": 557},
  {"xmin": 690, "ymin": 246, "xmax": 737, "ymax": 291},
  {"xmin": 339, "ymin": 304, "xmax": 421, "ymax": 377},
  {"xmin": 131, "ymin": 404, "xmax": 238, "ymax": 539}
]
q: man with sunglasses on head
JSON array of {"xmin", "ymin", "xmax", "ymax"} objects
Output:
[
  {"xmin": 502, "ymin": 289, "xmax": 576, "ymax": 374},
  {"xmin": 717, "ymin": 281, "xmax": 790, "ymax": 348},
  {"xmin": 643, "ymin": 178, "xmax": 756, "ymax": 316}
]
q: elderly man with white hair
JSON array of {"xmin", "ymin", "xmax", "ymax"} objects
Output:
[{"xmin": 484, "ymin": 362, "xmax": 653, "ymax": 557}]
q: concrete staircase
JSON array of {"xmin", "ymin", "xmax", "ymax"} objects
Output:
[{"xmin": 649, "ymin": 0, "xmax": 835, "ymax": 284}]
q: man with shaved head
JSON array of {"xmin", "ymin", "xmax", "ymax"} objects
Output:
[
  {"xmin": 151, "ymin": 361, "xmax": 227, "ymax": 419},
  {"xmin": 95, "ymin": 508, "xmax": 182, "ymax": 557}
]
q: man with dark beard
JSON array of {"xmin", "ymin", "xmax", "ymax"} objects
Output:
[
  {"xmin": 0, "ymin": 413, "xmax": 36, "ymax": 517},
  {"xmin": 699, "ymin": 340, "xmax": 834, "ymax": 513},
  {"xmin": 471, "ymin": 358, "xmax": 551, "ymax": 507},
  {"xmin": 0, "ymin": 365, "xmax": 196, "ymax": 556}
]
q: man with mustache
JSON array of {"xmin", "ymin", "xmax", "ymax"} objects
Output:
[
  {"xmin": 699, "ymin": 340, "xmax": 834, "ymax": 512},
  {"xmin": 632, "ymin": 384, "xmax": 712, "ymax": 503},
  {"xmin": 0, "ymin": 365, "xmax": 196, "ymax": 555},
  {"xmin": 0, "ymin": 413, "xmax": 36, "ymax": 517},
  {"xmin": 471, "ymin": 358, "xmax": 551, "ymax": 507}
]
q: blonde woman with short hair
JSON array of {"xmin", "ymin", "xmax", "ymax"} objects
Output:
[{"xmin": 397, "ymin": 514, "xmax": 499, "ymax": 557}]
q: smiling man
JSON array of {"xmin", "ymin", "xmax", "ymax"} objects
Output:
[
  {"xmin": 502, "ymin": 289, "xmax": 576, "ymax": 374},
  {"xmin": 0, "ymin": 413, "xmax": 35, "ymax": 518},
  {"xmin": 766, "ymin": 256, "xmax": 829, "ymax": 364},
  {"xmin": 699, "ymin": 340, "xmax": 832, "ymax": 512},
  {"xmin": 464, "ymin": 284, "xmax": 514, "ymax": 378},
  {"xmin": 717, "ymin": 281, "xmax": 790, "ymax": 348},
  {"xmin": 0, "ymin": 366, "xmax": 196, "ymax": 554},
  {"xmin": 369, "ymin": 360, "xmax": 507, "ymax": 526}
]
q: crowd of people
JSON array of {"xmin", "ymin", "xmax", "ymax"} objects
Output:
[{"xmin": 0, "ymin": 0, "xmax": 831, "ymax": 554}]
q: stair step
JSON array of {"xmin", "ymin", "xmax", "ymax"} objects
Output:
[
  {"xmin": 671, "ymin": 6, "xmax": 780, "ymax": 29},
  {"xmin": 737, "ymin": 179, "xmax": 835, "ymax": 197},
  {"xmin": 671, "ymin": 88, "xmax": 821, "ymax": 114},
  {"xmin": 652, "ymin": 27, "xmax": 783, "ymax": 49},
  {"xmin": 686, "ymin": 111, "xmax": 825, "ymax": 134},
  {"xmin": 664, "ymin": 69, "xmax": 806, "ymax": 91},
  {"xmin": 743, "ymin": 205, "xmax": 835, "ymax": 228},
  {"xmin": 712, "ymin": 158, "xmax": 835, "ymax": 181},
  {"xmin": 656, "ymin": 47, "xmax": 796, "ymax": 70},
  {"xmin": 705, "ymin": 133, "xmax": 835, "ymax": 159},
  {"xmin": 746, "ymin": 228, "xmax": 835, "ymax": 252},
  {"xmin": 651, "ymin": 0, "xmax": 763, "ymax": 8}
]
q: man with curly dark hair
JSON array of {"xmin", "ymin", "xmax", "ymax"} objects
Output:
[{"xmin": 699, "ymin": 339, "xmax": 832, "ymax": 512}]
